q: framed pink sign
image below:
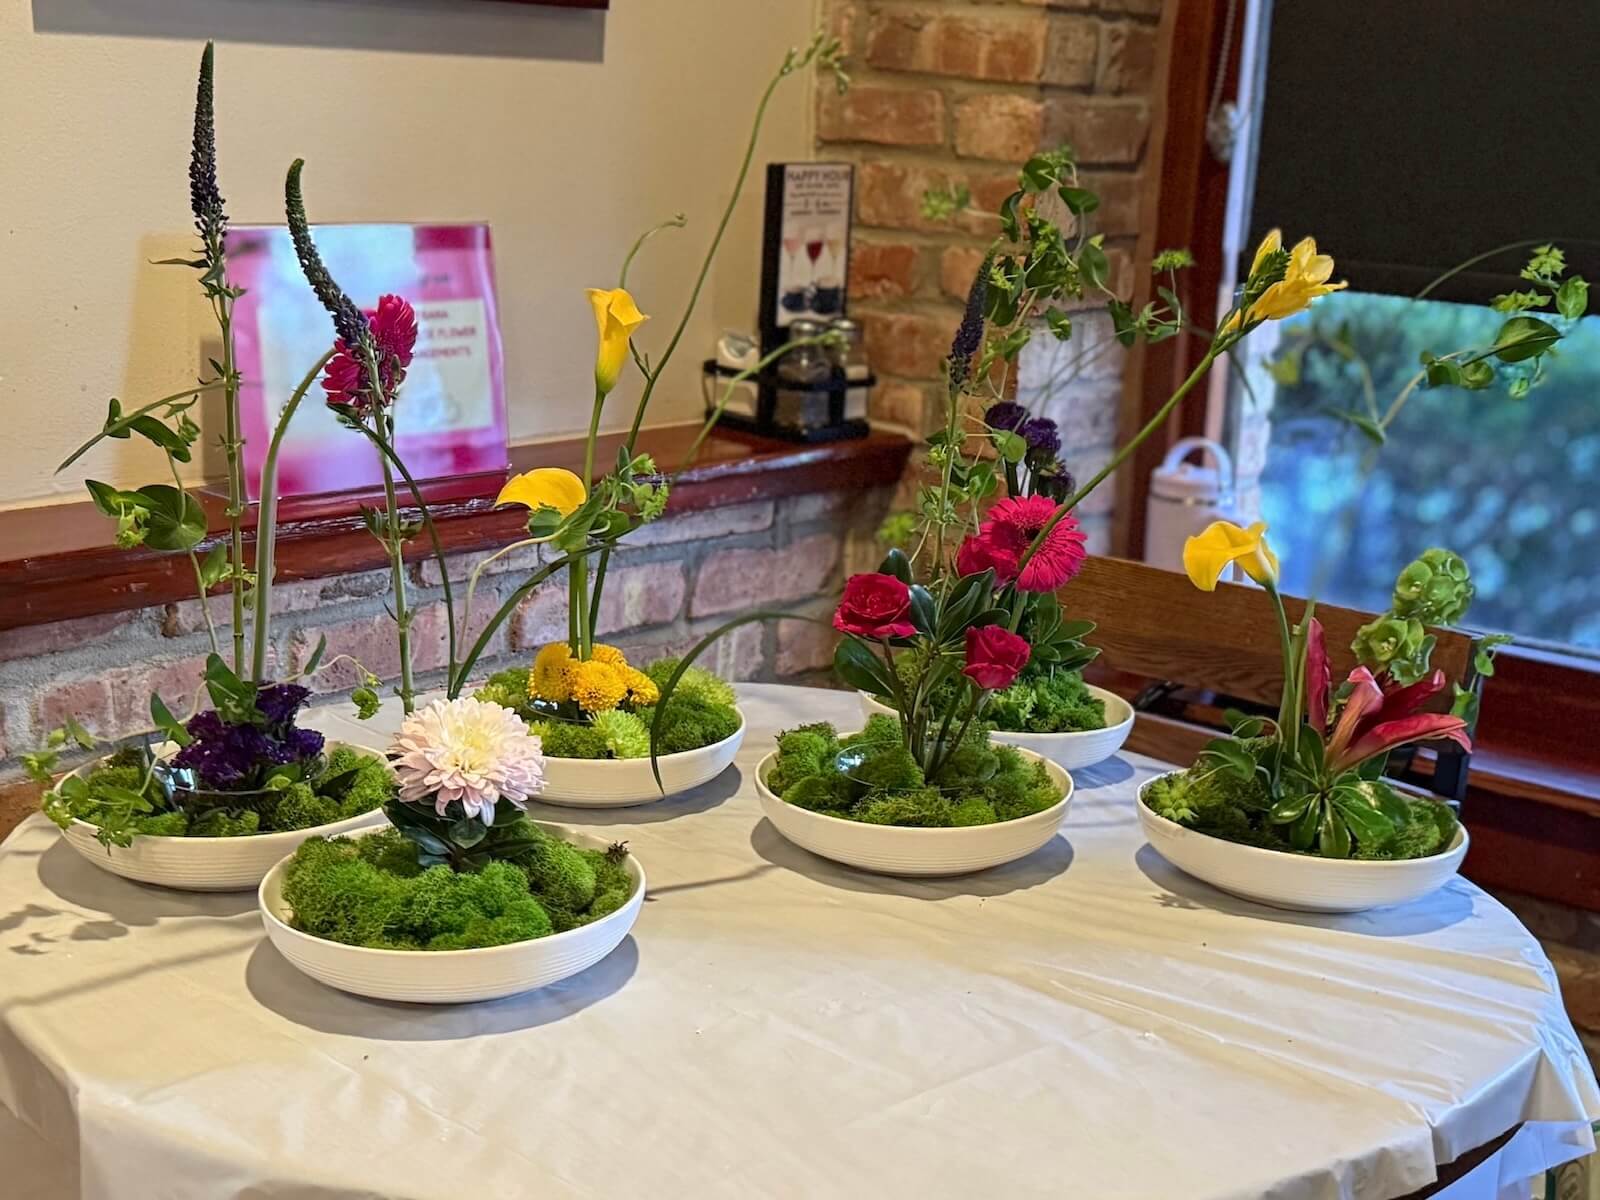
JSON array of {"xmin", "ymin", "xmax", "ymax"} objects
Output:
[{"xmin": 225, "ymin": 223, "xmax": 509, "ymax": 501}]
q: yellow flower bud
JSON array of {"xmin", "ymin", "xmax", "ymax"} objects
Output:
[{"xmin": 586, "ymin": 287, "xmax": 648, "ymax": 395}]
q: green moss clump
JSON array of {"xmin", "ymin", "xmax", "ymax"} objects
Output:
[
  {"xmin": 530, "ymin": 721, "xmax": 612, "ymax": 760},
  {"xmin": 592, "ymin": 709, "xmax": 650, "ymax": 758},
  {"xmin": 985, "ymin": 668, "xmax": 1107, "ymax": 734},
  {"xmin": 637, "ymin": 694, "xmax": 741, "ymax": 755},
  {"xmin": 189, "ymin": 808, "xmax": 261, "ymax": 837},
  {"xmin": 283, "ymin": 826, "xmax": 634, "ymax": 951},
  {"xmin": 768, "ymin": 720, "xmax": 1063, "ymax": 829},
  {"xmin": 645, "ymin": 658, "xmax": 737, "ymax": 708}
]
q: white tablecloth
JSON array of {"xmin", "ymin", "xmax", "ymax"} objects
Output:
[{"xmin": 0, "ymin": 683, "xmax": 1594, "ymax": 1200}]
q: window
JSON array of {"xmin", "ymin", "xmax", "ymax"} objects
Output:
[{"xmin": 1227, "ymin": 292, "xmax": 1600, "ymax": 654}]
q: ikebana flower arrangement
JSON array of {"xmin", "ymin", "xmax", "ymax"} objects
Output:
[
  {"xmin": 29, "ymin": 44, "xmax": 390, "ymax": 877},
  {"xmin": 278, "ymin": 36, "xmax": 845, "ymax": 805},
  {"xmin": 1142, "ymin": 528, "xmax": 1496, "ymax": 860},
  {"xmin": 665, "ymin": 150, "xmax": 1340, "ymax": 841},
  {"xmin": 278, "ymin": 697, "xmax": 637, "ymax": 952}
]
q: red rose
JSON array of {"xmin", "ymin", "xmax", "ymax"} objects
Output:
[
  {"xmin": 955, "ymin": 532, "xmax": 1021, "ymax": 583},
  {"xmin": 962, "ymin": 624, "xmax": 1031, "ymax": 691},
  {"xmin": 833, "ymin": 573, "xmax": 917, "ymax": 640}
]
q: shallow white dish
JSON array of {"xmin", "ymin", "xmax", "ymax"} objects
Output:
[
  {"xmin": 538, "ymin": 709, "xmax": 745, "ymax": 808},
  {"xmin": 259, "ymin": 823, "xmax": 645, "ymax": 1004},
  {"xmin": 57, "ymin": 740, "xmax": 389, "ymax": 893},
  {"xmin": 754, "ymin": 746, "xmax": 1072, "ymax": 877},
  {"xmin": 1136, "ymin": 771, "xmax": 1469, "ymax": 913},
  {"xmin": 858, "ymin": 687, "xmax": 1134, "ymax": 771}
]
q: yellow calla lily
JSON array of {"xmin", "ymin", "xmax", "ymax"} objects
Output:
[
  {"xmin": 586, "ymin": 287, "xmax": 648, "ymax": 395},
  {"xmin": 1183, "ymin": 519, "xmax": 1280, "ymax": 591},
  {"xmin": 1225, "ymin": 230, "xmax": 1346, "ymax": 331},
  {"xmin": 494, "ymin": 467, "xmax": 587, "ymax": 517}
]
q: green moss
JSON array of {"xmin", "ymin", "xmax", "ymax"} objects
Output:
[
  {"xmin": 1143, "ymin": 765, "xmax": 1458, "ymax": 860},
  {"xmin": 283, "ymin": 827, "xmax": 632, "ymax": 951},
  {"xmin": 473, "ymin": 667, "xmax": 537, "ymax": 721},
  {"xmin": 324, "ymin": 748, "xmax": 397, "ymax": 820},
  {"xmin": 645, "ymin": 658, "xmax": 737, "ymax": 708},
  {"xmin": 638, "ymin": 694, "xmax": 741, "ymax": 755},
  {"xmin": 188, "ymin": 808, "xmax": 261, "ymax": 837},
  {"xmin": 768, "ymin": 719, "xmax": 1064, "ymax": 829},
  {"xmin": 133, "ymin": 810, "xmax": 191, "ymax": 837},
  {"xmin": 986, "ymin": 668, "xmax": 1107, "ymax": 734},
  {"xmin": 531, "ymin": 721, "xmax": 613, "ymax": 760},
  {"xmin": 269, "ymin": 782, "xmax": 340, "ymax": 830}
]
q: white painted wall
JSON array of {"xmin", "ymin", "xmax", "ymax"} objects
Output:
[{"xmin": 0, "ymin": 0, "xmax": 818, "ymax": 507}]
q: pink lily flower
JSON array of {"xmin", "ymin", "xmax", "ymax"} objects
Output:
[
  {"xmin": 1305, "ymin": 618, "xmax": 1332, "ymax": 732},
  {"xmin": 1324, "ymin": 665, "xmax": 1471, "ymax": 776}
]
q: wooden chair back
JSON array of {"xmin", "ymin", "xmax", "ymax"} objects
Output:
[{"xmin": 1065, "ymin": 556, "xmax": 1481, "ymax": 799}]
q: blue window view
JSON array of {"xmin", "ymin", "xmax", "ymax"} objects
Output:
[{"xmin": 1240, "ymin": 292, "xmax": 1600, "ymax": 654}]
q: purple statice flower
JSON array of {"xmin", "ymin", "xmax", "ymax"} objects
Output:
[
  {"xmin": 1020, "ymin": 417, "xmax": 1061, "ymax": 460},
  {"xmin": 984, "ymin": 401, "xmax": 1028, "ymax": 433},
  {"xmin": 1032, "ymin": 460, "xmax": 1077, "ymax": 502},
  {"xmin": 256, "ymin": 683, "xmax": 312, "ymax": 727},
  {"xmin": 284, "ymin": 727, "xmax": 326, "ymax": 762}
]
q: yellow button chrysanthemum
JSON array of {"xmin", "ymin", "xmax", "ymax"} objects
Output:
[
  {"xmin": 623, "ymin": 668, "xmax": 659, "ymax": 707},
  {"xmin": 589, "ymin": 643, "xmax": 629, "ymax": 668},
  {"xmin": 531, "ymin": 643, "xmax": 573, "ymax": 703},
  {"xmin": 568, "ymin": 659, "xmax": 628, "ymax": 714}
]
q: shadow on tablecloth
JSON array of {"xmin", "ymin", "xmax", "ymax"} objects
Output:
[
  {"xmin": 243, "ymin": 934, "xmax": 640, "ymax": 1040},
  {"xmin": 748, "ymin": 820, "xmax": 1075, "ymax": 900},
  {"xmin": 1132, "ymin": 843, "xmax": 1477, "ymax": 937}
]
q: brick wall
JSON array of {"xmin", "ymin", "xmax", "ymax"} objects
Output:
[
  {"xmin": 821, "ymin": 0, "xmax": 1166, "ymax": 549},
  {"xmin": 0, "ymin": 486, "xmax": 893, "ymax": 792}
]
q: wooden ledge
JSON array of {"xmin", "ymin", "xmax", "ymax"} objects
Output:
[{"xmin": 0, "ymin": 423, "xmax": 912, "ymax": 631}]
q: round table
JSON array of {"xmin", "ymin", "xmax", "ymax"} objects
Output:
[{"xmin": 1, "ymin": 683, "xmax": 1595, "ymax": 1200}]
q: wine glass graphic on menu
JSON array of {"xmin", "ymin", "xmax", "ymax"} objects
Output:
[{"xmin": 781, "ymin": 229, "xmax": 810, "ymax": 314}]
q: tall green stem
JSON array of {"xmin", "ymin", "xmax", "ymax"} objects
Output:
[
  {"xmin": 218, "ymin": 298, "xmax": 247, "ymax": 678},
  {"xmin": 1266, "ymin": 585, "xmax": 1297, "ymax": 772},
  {"xmin": 168, "ymin": 454, "xmax": 220, "ymax": 659},
  {"xmin": 379, "ymin": 440, "xmax": 414, "ymax": 713},
  {"xmin": 252, "ymin": 350, "xmax": 334, "ymax": 681}
]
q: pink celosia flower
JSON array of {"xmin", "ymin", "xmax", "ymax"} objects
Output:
[
  {"xmin": 323, "ymin": 294, "xmax": 418, "ymax": 416},
  {"xmin": 979, "ymin": 495, "xmax": 1087, "ymax": 592},
  {"xmin": 391, "ymin": 697, "xmax": 545, "ymax": 823}
]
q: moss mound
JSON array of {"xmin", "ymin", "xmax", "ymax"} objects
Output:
[
  {"xmin": 768, "ymin": 716, "xmax": 1062, "ymax": 828},
  {"xmin": 281, "ymin": 826, "xmax": 636, "ymax": 951}
]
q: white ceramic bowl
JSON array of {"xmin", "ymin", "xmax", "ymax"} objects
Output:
[
  {"xmin": 259, "ymin": 823, "xmax": 645, "ymax": 1004},
  {"xmin": 754, "ymin": 746, "xmax": 1073, "ymax": 877},
  {"xmin": 56, "ymin": 740, "xmax": 390, "ymax": 892},
  {"xmin": 539, "ymin": 710, "xmax": 746, "ymax": 808},
  {"xmin": 1136, "ymin": 771, "xmax": 1469, "ymax": 913},
  {"xmin": 858, "ymin": 688, "xmax": 1134, "ymax": 771}
]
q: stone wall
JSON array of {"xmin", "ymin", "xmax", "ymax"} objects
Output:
[
  {"xmin": 0, "ymin": 487, "xmax": 893, "ymax": 788},
  {"xmin": 821, "ymin": 0, "xmax": 1166, "ymax": 549}
]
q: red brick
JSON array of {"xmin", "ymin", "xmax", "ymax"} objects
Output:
[
  {"xmin": 110, "ymin": 654, "xmax": 212, "ymax": 731},
  {"xmin": 510, "ymin": 561, "xmax": 687, "ymax": 650},
  {"xmin": 859, "ymin": 309, "xmax": 956, "ymax": 380},
  {"xmin": 290, "ymin": 605, "xmax": 451, "ymax": 692},
  {"xmin": 857, "ymin": 161, "xmax": 965, "ymax": 234},
  {"xmin": 1098, "ymin": 21, "xmax": 1159, "ymax": 94},
  {"xmin": 848, "ymin": 240, "xmax": 923, "ymax": 301},
  {"xmin": 777, "ymin": 620, "xmax": 840, "ymax": 677},
  {"xmin": 817, "ymin": 86, "xmax": 946, "ymax": 147},
  {"xmin": 35, "ymin": 677, "xmax": 117, "ymax": 741},
  {"xmin": 1084, "ymin": 172, "xmax": 1144, "ymax": 236},
  {"xmin": 0, "ymin": 611, "xmax": 148, "ymax": 664},
  {"xmin": 940, "ymin": 244, "xmax": 990, "ymax": 302},
  {"xmin": 822, "ymin": 0, "xmax": 858, "ymax": 50},
  {"xmin": 866, "ymin": 10, "xmax": 1047, "ymax": 83},
  {"xmin": 786, "ymin": 492, "xmax": 854, "ymax": 525},
  {"xmin": 954, "ymin": 94, "xmax": 1044, "ymax": 162},
  {"xmin": 164, "ymin": 569, "xmax": 393, "ymax": 635},
  {"xmin": 1043, "ymin": 15, "xmax": 1098, "ymax": 87},
  {"xmin": 1045, "ymin": 99, "xmax": 1150, "ymax": 165},
  {"xmin": 627, "ymin": 502, "xmax": 773, "ymax": 548},
  {"xmin": 956, "ymin": 169, "xmax": 1027, "ymax": 237},
  {"xmin": 690, "ymin": 533, "xmax": 840, "ymax": 619},
  {"xmin": 869, "ymin": 381, "xmax": 933, "ymax": 432}
]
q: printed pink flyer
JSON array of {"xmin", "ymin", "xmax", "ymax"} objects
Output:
[{"xmin": 226, "ymin": 223, "xmax": 508, "ymax": 500}]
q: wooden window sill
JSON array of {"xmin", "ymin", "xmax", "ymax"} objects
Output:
[{"xmin": 0, "ymin": 423, "xmax": 913, "ymax": 631}]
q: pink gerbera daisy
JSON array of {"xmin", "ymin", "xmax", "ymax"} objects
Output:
[{"xmin": 981, "ymin": 494, "xmax": 1087, "ymax": 592}]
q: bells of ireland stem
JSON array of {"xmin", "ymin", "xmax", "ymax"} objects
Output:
[
  {"xmin": 1391, "ymin": 548, "xmax": 1474, "ymax": 626},
  {"xmin": 1351, "ymin": 613, "xmax": 1432, "ymax": 685},
  {"xmin": 586, "ymin": 287, "xmax": 648, "ymax": 395}
]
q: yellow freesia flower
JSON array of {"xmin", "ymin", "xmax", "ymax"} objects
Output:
[
  {"xmin": 495, "ymin": 468, "xmax": 587, "ymax": 517},
  {"xmin": 1183, "ymin": 520, "xmax": 1280, "ymax": 591},
  {"xmin": 1226, "ymin": 229, "xmax": 1346, "ymax": 330},
  {"xmin": 587, "ymin": 287, "xmax": 648, "ymax": 395}
]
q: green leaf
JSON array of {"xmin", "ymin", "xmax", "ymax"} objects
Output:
[
  {"xmin": 1268, "ymin": 789, "xmax": 1315, "ymax": 824},
  {"xmin": 1424, "ymin": 358, "xmax": 1463, "ymax": 388},
  {"xmin": 1491, "ymin": 316, "xmax": 1561, "ymax": 363},
  {"xmin": 1556, "ymin": 276, "xmax": 1589, "ymax": 320},
  {"xmin": 834, "ymin": 637, "xmax": 894, "ymax": 696},
  {"xmin": 1044, "ymin": 308, "xmax": 1072, "ymax": 342},
  {"xmin": 97, "ymin": 785, "xmax": 154, "ymax": 813},
  {"xmin": 1107, "ymin": 299, "xmax": 1137, "ymax": 347},
  {"xmin": 1078, "ymin": 241, "xmax": 1110, "ymax": 291},
  {"xmin": 150, "ymin": 693, "xmax": 192, "ymax": 747},
  {"xmin": 127, "ymin": 414, "xmax": 192, "ymax": 463},
  {"xmin": 134, "ymin": 484, "xmax": 206, "ymax": 552},
  {"xmin": 197, "ymin": 543, "xmax": 229, "ymax": 590},
  {"xmin": 1458, "ymin": 360, "xmax": 1495, "ymax": 390},
  {"xmin": 1202, "ymin": 737, "xmax": 1258, "ymax": 782},
  {"xmin": 907, "ymin": 584, "xmax": 937, "ymax": 636},
  {"xmin": 1019, "ymin": 155, "xmax": 1058, "ymax": 193},
  {"xmin": 1330, "ymin": 782, "xmax": 1398, "ymax": 845},
  {"xmin": 994, "ymin": 430, "xmax": 1028, "ymax": 463},
  {"xmin": 1331, "ymin": 410, "xmax": 1386, "ymax": 445},
  {"xmin": 1318, "ymin": 806, "xmax": 1352, "ymax": 858},
  {"xmin": 448, "ymin": 817, "xmax": 488, "ymax": 849},
  {"xmin": 202, "ymin": 652, "xmax": 258, "ymax": 723},
  {"xmin": 1058, "ymin": 186, "xmax": 1099, "ymax": 215},
  {"xmin": 62, "ymin": 714, "xmax": 97, "ymax": 750},
  {"xmin": 998, "ymin": 192, "xmax": 1024, "ymax": 242},
  {"xmin": 877, "ymin": 548, "xmax": 913, "ymax": 584},
  {"xmin": 301, "ymin": 633, "xmax": 328, "ymax": 679}
]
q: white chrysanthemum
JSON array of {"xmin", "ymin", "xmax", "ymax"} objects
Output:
[{"xmin": 391, "ymin": 697, "xmax": 545, "ymax": 822}]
